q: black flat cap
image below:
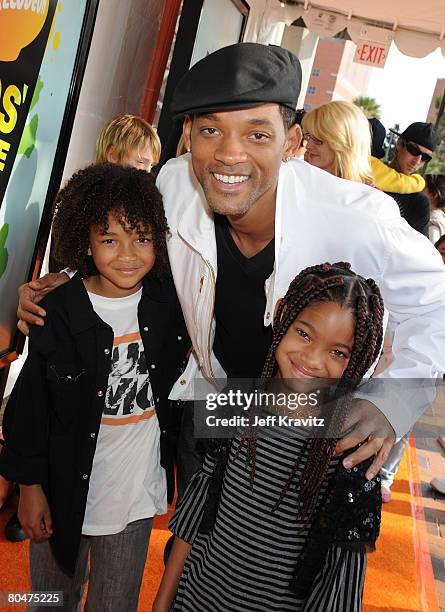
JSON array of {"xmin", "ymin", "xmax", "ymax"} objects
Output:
[
  {"xmin": 390, "ymin": 122, "xmax": 438, "ymax": 151},
  {"xmin": 171, "ymin": 43, "xmax": 302, "ymax": 118}
]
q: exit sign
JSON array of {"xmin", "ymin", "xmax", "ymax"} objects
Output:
[{"xmin": 354, "ymin": 41, "xmax": 390, "ymax": 69}]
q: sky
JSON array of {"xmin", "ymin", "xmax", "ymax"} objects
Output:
[{"xmin": 366, "ymin": 44, "xmax": 445, "ymax": 131}]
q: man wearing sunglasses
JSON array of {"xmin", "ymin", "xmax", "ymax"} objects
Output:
[
  {"xmin": 385, "ymin": 122, "xmax": 437, "ymax": 236},
  {"xmin": 377, "ymin": 121, "xmax": 437, "ymax": 503}
]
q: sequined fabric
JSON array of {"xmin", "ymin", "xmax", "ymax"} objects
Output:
[{"xmin": 291, "ymin": 450, "xmax": 381, "ymax": 597}]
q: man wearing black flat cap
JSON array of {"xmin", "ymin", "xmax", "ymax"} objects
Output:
[
  {"xmin": 385, "ymin": 121, "xmax": 438, "ymax": 236},
  {"xmin": 156, "ymin": 42, "xmax": 445, "ymax": 492}
]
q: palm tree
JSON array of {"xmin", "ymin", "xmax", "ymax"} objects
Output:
[{"xmin": 353, "ymin": 96, "xmax": 381, "ymax": 119}]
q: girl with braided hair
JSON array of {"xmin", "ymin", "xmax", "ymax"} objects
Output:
[{"xmin": 154, "ymin": 262, "xmax": 384, "ymax": 612}]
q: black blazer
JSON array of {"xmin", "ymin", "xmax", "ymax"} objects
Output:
[{"xmin": 0, "ymin": 272, "xmax": 189, "ymax": 574}]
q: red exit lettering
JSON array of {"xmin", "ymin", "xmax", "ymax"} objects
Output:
[{"xmin": 359, "ymin": 43, "xmax": 386, "ymax": 65}]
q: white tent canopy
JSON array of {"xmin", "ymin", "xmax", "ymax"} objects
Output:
[{"xmin": 244, "ymin": 0, "xmax": 445, "ymax": 58}]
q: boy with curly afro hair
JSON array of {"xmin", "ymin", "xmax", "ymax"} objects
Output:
[
  {"xmin": 0, "ymin": 162, "xmax": 189, "ymax": 610},
  {"xmin": 52, "ymin": 162, "xmax": 170, "ymax": 279}
]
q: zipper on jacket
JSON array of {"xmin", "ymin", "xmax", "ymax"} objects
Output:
[{"xmin": 205, "ymin": 259, "xmax": 216, "ymax": 379}]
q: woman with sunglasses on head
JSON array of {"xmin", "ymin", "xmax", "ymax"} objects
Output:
[{"xmin": 424, "ymin": 174, "xmax": 445, "ymax": 243}]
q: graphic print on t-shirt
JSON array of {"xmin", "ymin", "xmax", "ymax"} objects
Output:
[{"xmin": 103, "ymin": 331, "xmax": 155, "ymax": 426}]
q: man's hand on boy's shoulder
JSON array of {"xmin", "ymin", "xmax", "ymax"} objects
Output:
[
  {"xmin": 335, "ymin": 399, "xmax": 395, "ymax": 481},
  {"xmin": 17, "ymin": 272, "xmax": 70, "ymax": 335}
]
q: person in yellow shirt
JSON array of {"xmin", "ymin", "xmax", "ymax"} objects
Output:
[
  {"xmin": 368, "ymin": 118, "xmax": 425, "ymax": 193},
  {"xmin": 370, "ymin": 157, "xmax": 425, "ymax": 192}
]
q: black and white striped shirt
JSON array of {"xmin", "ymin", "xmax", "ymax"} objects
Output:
[{"xmin": 170, "ymin": 431, "xmax": 367, "ymax": 611}]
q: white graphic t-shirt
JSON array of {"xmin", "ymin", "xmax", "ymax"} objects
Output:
[{"xmin": 82, "ymin": 288, "xmax": 167, "ymax": 536}]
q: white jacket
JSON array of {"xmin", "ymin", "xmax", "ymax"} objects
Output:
[{"xmin": 157, "ymin": 154, "xmax": 445, "ymax": 437}]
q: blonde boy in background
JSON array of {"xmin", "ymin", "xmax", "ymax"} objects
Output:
[{"xmin": 95, "ymin": 113, "xmax": 161, "ymax": 172}]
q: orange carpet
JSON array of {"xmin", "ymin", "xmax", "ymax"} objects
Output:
[
  {"xmin": 0, "ymin": 504, "xmax": 174, "ymax": 612},
  {"xmin": 0, "ymin": 447, "xmax": 439, "ymax": 612},
  {"xmin": 364, "ymin": 442, "xmax": 439, "ymax": 612}
]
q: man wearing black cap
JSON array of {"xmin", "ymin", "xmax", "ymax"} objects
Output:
[
  {"xmin": 156, "ymin": 43, "xmax": 445, "ymax": 488},
  {"xmin": 390, "ymin": 122, "xmax": 437, "ymax": 175},
  {"xmin": 384, "ymin": 122, "xmax": 437, "ymax": 235},
  {"xmin": 369, "ymin": 118, "xmax": 426, "ymax": 195}
]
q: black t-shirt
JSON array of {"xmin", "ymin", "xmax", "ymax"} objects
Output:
[
  {"xmin": 385, "ymin": 190, "xmax": 430, "ymax": 237},
  {"xmin": 213, "ymin": 214, "xmax": 274, "ymax": 378}
]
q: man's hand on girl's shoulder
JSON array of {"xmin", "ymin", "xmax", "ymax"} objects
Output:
[
  {"xmin": 335, "ymin": 399, "xmax": 395, "ymax": 481},
  {"xmin": 17, "ymin": 272, "xmax": 70, "ymax": 334}
]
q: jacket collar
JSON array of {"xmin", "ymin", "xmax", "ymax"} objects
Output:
[
  {"xmin": 65, "ymin": 271, "xmax": 169, "ymax": 334},
  {"xmin": 176, "ymin": 158, "xmax": 218, "ymax": 271},
  {"xmin": 141, "ymin": 271, "xmax": 171, "ymax": 303},
  {"xmin": 64, "ymin": 273, "xmax": 104, "ymax": 335}
]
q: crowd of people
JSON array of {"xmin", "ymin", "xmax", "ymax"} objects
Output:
[{"xmin": 1, "ymin": 42, "xmax": 445, "ymax": 611}]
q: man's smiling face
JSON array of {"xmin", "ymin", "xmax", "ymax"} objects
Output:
[{"xmin": 183, "ymin": 104, "xmax": 293, "ymax": 217}]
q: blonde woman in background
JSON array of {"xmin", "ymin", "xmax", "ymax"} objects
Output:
[{"xmin": 302, "ymin": 100, "xmax": 373, "ymax": 184}]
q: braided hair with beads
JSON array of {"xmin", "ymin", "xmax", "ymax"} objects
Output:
[{"xmin": 234, "ymin": 261, "xmax": 384, "ymax": 521}]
